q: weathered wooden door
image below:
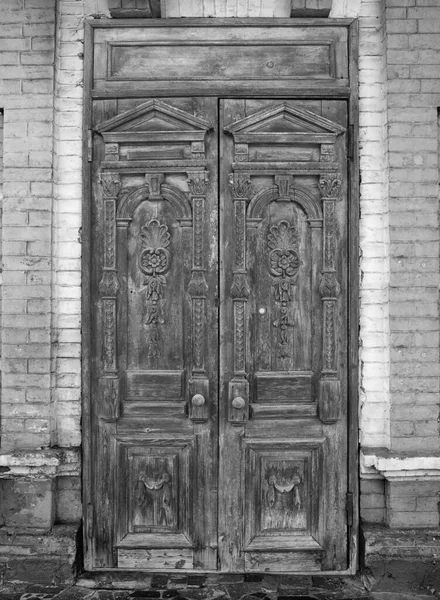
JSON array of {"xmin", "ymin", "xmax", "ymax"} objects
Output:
[{"xmin": 88, "ymin": 95, "xmax": 349, "ymax": 572}]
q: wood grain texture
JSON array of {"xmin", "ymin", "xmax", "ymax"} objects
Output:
[{"xmin": 118, "ymin": 548, "xmax": 193, "ymax": 569}]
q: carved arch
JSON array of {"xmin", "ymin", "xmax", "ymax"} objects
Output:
[
  {"xmin": 247, "ymin": 184, "xmax": 322, "ymax": 222},
  {"xmin": 116, "ymin": 183, "xmax": 192, "ymax": 221}
]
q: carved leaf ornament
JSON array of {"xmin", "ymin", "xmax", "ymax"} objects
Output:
[
  {"xmin": 267, "ymin": 220, "xmax": 300, "ymax": 359},
  {"xmin": 139, "ymin": 219, "xmax": 171, "ymax": 357}
]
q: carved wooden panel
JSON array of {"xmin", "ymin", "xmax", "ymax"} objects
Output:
[
  {"xmin": 90, "ymin": 97, "xmax": 218, "ymax": 571},
  {"xmin": 244, "ymin": 439, "xmax": 324, "ymax": 552},
  {"xmin": 91, "ymin": 24, "xmax": 349, "ymax": 97},
  {"xmin": 219, "ymin": 98, "xmax": 349, "ymax": 573}
]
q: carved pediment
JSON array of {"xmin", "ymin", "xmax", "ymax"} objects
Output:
[
  {"xmin": 96, "ymin": 100, "xmax": 212, "ymax": 142},
  {"xmin": 224, "ymin": 102, "xmax": 345, "ymax": 144}
]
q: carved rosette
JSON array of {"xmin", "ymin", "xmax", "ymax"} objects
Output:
[
  {"xmin": 267, "ymin": 220, "xmax": 300, "ymax": 360},
  {"xmin": 139, "ymin": 218, "xmax": 171, "ymax": 358},
  {"xmin": 318, "ymin": 173, "xmax": 343, "ymax": 423}
]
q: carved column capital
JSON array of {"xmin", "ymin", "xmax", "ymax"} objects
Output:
[
  {"xmin": 187, "ymin": 170, "xmax": 209, "ymax": 196},
  {"xmin": 100, "ymin": 171, "xmax": 121, "ymax": 197},
  {"xmin": 318, "ymin": 173, "xmax": 342, "ymax": 200},
  {"xmin": 229, "ymin": 172, "xmax": 251, "ymax": 199}
]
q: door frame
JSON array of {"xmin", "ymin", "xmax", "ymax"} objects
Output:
[{"xmin": 82, "ymin": 17, "xmax": 360, "ymax": 574}]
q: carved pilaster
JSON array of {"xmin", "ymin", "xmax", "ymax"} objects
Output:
[
  {"xmin": 228, "ymin": 174, "xmax": 251, "ymax": 425},
  {"xmin": 318, "ymin": 172, "xmax": 342, "ymax": 423},
  {"xmin": 187, "ymin": 170, "xmax": 210, "ymax": 422},
  {"xmin": 99, "ymin": 172, "xmax": 120, "ymax": 378}
]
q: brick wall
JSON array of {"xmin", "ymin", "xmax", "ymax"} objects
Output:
[
  {"xmin": 358, "ymin": 0, "xmax": 391, "ymax": 449},
  {"xmin": 52, "ymin": 0, "xmax": 84, "ymax": 449},
  {"xmin": 386, "ymin": 0, "xmax": 440, "ymax": 454},
  {"xmin": 0, "ymin": 0, "xmax": 56, "ymax": 452},
  {"xmin": 360, "ymin": 0, "xmax": 440, "ymax": 530}
]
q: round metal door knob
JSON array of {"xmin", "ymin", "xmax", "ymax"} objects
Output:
[
  {"xmin": 191, "ymin": 393, "xmax": 206, "ymax": 406},
  {"xmin": 232, "ymin": 396, "xmax": 246, "ymax": 410}
]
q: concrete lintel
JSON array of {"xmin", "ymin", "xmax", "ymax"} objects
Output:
[
  {"xmin": 0, "ymin": 448, "xmax": 81, "ymax": 479},
  {"xmin": 361, "ymin": 448, "xmax": 440, "ymax": 482}
]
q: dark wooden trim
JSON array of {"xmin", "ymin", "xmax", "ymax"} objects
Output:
[
  {"xmin": 82, "ymin": 19, "xmax": 95, "ymax": 572},
  {"xmin": 91, "ymin": 87, "xmax": 353, "ymax": 100},
  {"xmin": 86, "ymin": 17, "xmax": 356, "ymax": 28},
  {"xmin": 347, "ymin": 18, "xmax": 360, "ymax": 574}
]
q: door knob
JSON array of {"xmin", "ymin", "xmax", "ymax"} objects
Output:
[
  {"xmin": 232, "ymin": 396, "xmax": 245, "ymax": 410},
  {"xmin": 191, "ymin": 393, "xmax": 206, "ymax": 406}
]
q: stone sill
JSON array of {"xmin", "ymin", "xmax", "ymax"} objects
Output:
[
  {"xmin": 361, "ymin": 447, "xmax": 440, "ymax": 482},
  {"xmin": 0, "ymin": 448, "xmax": 80, "ymax": 479},
  {"xmin": 362, "ymin": 524, "xmax": 440, "ymax": 564}
]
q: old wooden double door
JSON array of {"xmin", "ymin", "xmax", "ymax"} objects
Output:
[{"xmin": 89, "ymin": 96, "xmax": 349, "ymax": 573}]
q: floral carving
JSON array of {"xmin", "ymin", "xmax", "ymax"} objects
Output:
[
  {"xmin": 318, "ymin": 173, "xmax": 342, "ymax": 200},
  {"xmin": 267, "ymin": 220, "xmax": 300, "ymax": 359},
  {"xmin": 193, "ymin": 298, "xmax": 205, "ymax": 370},
  {"xmin": 192, "ymin": 198, "xmax": 204, "ymax": 270},
  {"xmin": 140, "ymin": 219, "xmax": 171, "ymax": 357},
  {"xmin": 100, "ymin": 172, "xmax": 120, "ymax": 197},
  {"xmin": 229, "ymin": 173, "xmax": 252, "ymax": 199},
  {"xmin": 104, "ymin": 199, "xmax": 116, "ymax": 269},
  {"xmin": 323, "ymin": 201, "xmax": 336, "ymax": 271},
  {"xmin": 319, "ymin": 272, "xmax": 341, "ymax": 299},
  {"xmin": 234, "ymin": 301, "xmax": 246, "ymax": 373},
  {"xmin": 99, "ymin": 270, "xmax": 120, "ymax": 297},
  {"xmin": 102, "ymin": 299, "xmax": 116, "ymax": 372},
  {"xmin": 323, "ymin": 302, "xmax": 336, "ymax": 372},
  {"xmin": 188, "ymin": 271, "xmax": 208, "ymax": 297},
  {"xmin": 231, "ymin": 273, "xmax": 250, "ymax": 299},
  {"xmin": 187, "ymin": 171, "xmax": 208, "ymax": 196}
]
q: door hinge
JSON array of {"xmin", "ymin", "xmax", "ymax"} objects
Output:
[
  {"xmin": 347, "ymin": 125, "xmax": 354, "ymax": 162},
  {"xmin": 87, "ymin": 129, "xmax": 93, "ymax": 162},
  {"xmin": 346, "ymin": 491, "xmax": 354, "ymax": 527}
]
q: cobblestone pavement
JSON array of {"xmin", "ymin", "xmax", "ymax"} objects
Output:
[{"xmin": 0, "ymin": 573, "xmax": 437, "ymax": 600}]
